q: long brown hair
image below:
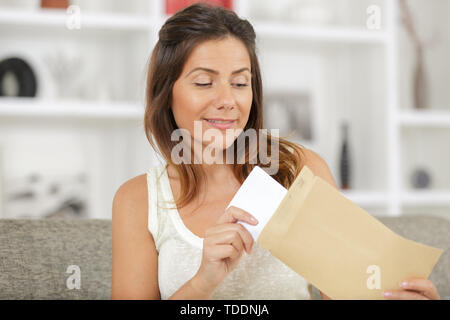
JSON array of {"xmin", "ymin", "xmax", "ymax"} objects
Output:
[{"xmin": 144, "ymin": 3, "xmax": 306, "ymax": 209}]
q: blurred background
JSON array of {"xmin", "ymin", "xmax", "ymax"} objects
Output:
[{"xmin": 0, "ymin": 0, "xmax": 448, "ymax": 221}]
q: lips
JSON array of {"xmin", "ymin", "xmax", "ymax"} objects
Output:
[
  {"xmin": 203, "ymin": 118, "xmax": 236, "ymax": 129},
  {"xmin": 204, "ymin": 118, "xmax": 236, "ymax": 123}
]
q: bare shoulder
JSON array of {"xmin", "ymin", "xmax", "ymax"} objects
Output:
[
  {"xmin": 113, "ymin": 174, "xmax": 148, "ymax": 211},
  {"xmin": 112, "ymin": 173, "xmax": 150, "ymax": 243},
  {"xmin": 300, "ymin": 148, "xmax": 338, "ymax": 189},
  {"xmin": 112, "ymin": 173, "xmax": 160, "ymax": 299},
  {"xmin": 112, "ymin": 173, "xmax": 150, "ymax": 244}
]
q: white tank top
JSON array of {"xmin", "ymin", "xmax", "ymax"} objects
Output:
[{"xmin": 146, "ymin": 162, "xmax": 312, "ymax": 300}]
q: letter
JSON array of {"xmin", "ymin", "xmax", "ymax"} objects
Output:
[
  {"xmin": 203, "ymin": 128, "xmax": 224, "ymax": 164},
  {"xmin": 207, "ymin": 306, "xmax": 214, "ymax": 318},
  {"xmin": 193, "ymin": 120, "xmax": 203, "ymax": 164},
  {"xmin": 250, "ymin": 305, "xmax": 258, "ymax": 315},
  {"xmin": 224, "ymin": 305, "xmax": 231, "ymax": 314},
  {"xmin": 232, "ymin": 305, "xmax": 240, "ymax": 315},
  {"xmin": 198, "ymin": 306, "xmax": 207, "ymax": 315},
  {"xmin": 171, "ymin": 128, "xmax": 191, "ymax": 164},
  {"xmin": 366, "ymin": 264, "xmax": 381, "ymax": 289},
  {"xmin": 259, "ymin": 129, "xmax": 280, "ymax": 175},
  {"xmin": 66, "ymin": 265, "xmax": 81, "ymax": 289},
  {"xmin": 261, "ymin": 305, "xmax": 269, "ymax": 315},
  {"xmin": 366, "ymin": 5, "xmax": 381, "ymax": 30},
  {"xmin": 180, "ymin": 306, "xmax": 186, "ymax": 315},
  {"xmin": 241, "ymin": 305, "xmax": 248, "ymax": 314},
  {"xmin": 225, "ymin": 128, "xmax": 243, "ymax": 164},
  {"xmin": 235, "ymin": 129, "xmax": 257, "ymax": 164},
  {"xmin": 66, "ymin": 5, "xmax": 81, "ymax": 30}
]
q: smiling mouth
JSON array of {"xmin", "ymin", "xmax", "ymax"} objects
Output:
[
  {"xmin": 204, "ymin": 118, "xmax": 236, "ymax": 124},
  {"xmin": 203, "ymin": 118, "xmax": 236, "ymax": 129}
]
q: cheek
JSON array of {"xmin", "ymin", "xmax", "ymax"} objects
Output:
[
  {"xmin": 239, "ymin": 91, "xmax": 253, "ymax": 122},
  {"xmin": 172, "ymin": 87, "xmax": 202, "ymax": 128}
]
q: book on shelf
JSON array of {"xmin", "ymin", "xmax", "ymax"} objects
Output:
[{"xmin": 165, "ymin": 0, "xmax": 233, "ymax": 15}]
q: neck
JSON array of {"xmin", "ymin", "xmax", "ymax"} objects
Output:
[
  {"xmin": 188, "ymin": 138, "xmax": 236, "ymax": 186},
  {"xmin": 166, "ymin": 161, "xmax": 238, "ymax": 193},
  {"xmin": 200, "ymin": 162, "xmax": 234, "ymax": 185}
]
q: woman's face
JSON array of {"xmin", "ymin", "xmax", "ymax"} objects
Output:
[{"xmin": 171, "ymin": 36, "xmax": 253, "ymax": 156}]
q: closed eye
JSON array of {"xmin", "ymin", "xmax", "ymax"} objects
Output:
[
  {"xmin": 195, "ymin": 83, "xmax": 212, "ymax": 87},
  {"xmin": 194, "ymin": 83, "xmax": 248, "ymax": 87}
]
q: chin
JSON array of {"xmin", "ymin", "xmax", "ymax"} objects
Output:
[{"xmin": 202, "ymin": 140, "xmax": 229, "ymax": 150}]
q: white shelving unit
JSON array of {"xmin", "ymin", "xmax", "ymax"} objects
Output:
[
  {"xmin": 0, "ymin": 7, "xmax": 153, "ymax": 30},
  {"xmin": 0, "ymin": 0, "xmax": 448, "ymax": 219},
  {"xmin": 252, "ymin": 22, "xmax": 388, "ymax": 44},
  {"xmin": 398, "ymin": 110, "xmax": 450, "ymax": 127},
  {"xmin": 0, "ymin": 1, "xmax": 159, "ymax": 219},
  {"xmin": 0, "ymin": 98, "xmax": 144, "ymax": 119},
  {"xmin": 401, "ymin": 190, "xmax": 450, "ymax": 207}
]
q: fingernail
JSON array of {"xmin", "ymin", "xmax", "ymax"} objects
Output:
[
  {"xmin": 251, "ymin": 216, "xmax": 258, "ymax": 223},
  {"xmin": 383, "ymin": 291, "xmax": 392, "ymax": 298},
  {"xmin": 400, "ymin": 281, "xmax": 409, "ymax": 288}
]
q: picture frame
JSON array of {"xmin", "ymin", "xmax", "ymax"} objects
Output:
[
  {"xmin": 165, "ymin": 0, "xmax": 233, "ymax": 14},
  {"xmin": 262, "ymin": 55, "xmax": 324, "ymax": 152},
  {"xmin": 264, "ymin": 91, "xmax": 314, "ymax": 142}
]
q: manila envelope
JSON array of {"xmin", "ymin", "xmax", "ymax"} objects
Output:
[{"xmin": 227, "ymin": 165, "xmax": 444, "ymax": 300}]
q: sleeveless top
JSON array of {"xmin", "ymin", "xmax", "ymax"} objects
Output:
[{"xmin": 146, "ymin": 162, "xmax": 312, "ymax": 300}]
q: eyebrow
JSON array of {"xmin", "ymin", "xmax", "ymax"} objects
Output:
[{"xmin": 185, "ymin": 67, "xmax": 251, "ymax": 77}]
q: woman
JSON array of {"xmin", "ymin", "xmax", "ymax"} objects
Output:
[{"xmin": 111, "ymin": 3, "xmax": 440, "ymax": 300}]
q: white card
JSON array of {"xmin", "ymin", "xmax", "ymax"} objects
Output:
[{"xmin": 226, "ymin": 166, "xmax": 288, "ymax": 241}]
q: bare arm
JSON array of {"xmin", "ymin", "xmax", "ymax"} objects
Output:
[
  {"xmin": 111, "ymin": 175, "xmax": 160, "ymax": 300},
  {"xmin": 111, "ymin": 174, "xmax": 216, "ymax": 300},
  {"xmin": 167, "ymin": 274, "xmax": 216, "ymax": 300}
]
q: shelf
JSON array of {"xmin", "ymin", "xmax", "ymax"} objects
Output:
[
  {"xmin": 340, "ymin": 189, "xmax": 450, "ymax": 209},
  {"xmin": 0, "ymin": 8, "xmax": 152, "ymax": 31},
  {"xmin": 340, "ymin": 190, "xmax": 388, "ymax": 207},
  {"xmin": 401, "ymin": 190, "xmax": 450, "ymax": 207},
  {"xmin": 398, "ymin": 110, "xmax": 450, "ymax": 128},
  {"xmin": 252, "ymin": 21, "xmax": 388, "ymax": 44},
  {"xmin": 1, "ymin": 0, "xmax": 449, "ymax": 221},
  {"xmin": 0, "ymin": 98, "xmax": 144, "ymax": 120}
]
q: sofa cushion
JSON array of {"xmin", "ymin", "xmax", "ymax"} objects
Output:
[
  {"xmin": 0, "ymin": 215, "xmax": 448, "ymax": 300},
  {"xmin": 0, "ymin": 219, "xmax": 111, "ymax": 299}
]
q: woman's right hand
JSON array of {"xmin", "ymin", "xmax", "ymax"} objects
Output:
[{"xmin": 191, "ymin": 206, "xmax": 258, "ymax": 297}]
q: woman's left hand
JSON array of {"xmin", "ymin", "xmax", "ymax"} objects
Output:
[{"xmin": 383, "ymin": 278, "xmax": 440, "ymax": 300}]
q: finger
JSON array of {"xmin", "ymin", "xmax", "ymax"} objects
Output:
[
  {"xmin": 205, "ymin": 244, "xmax": 241, "ymax": 262},
  {"xmin": 399, "ymin": 278, "xmax": 440, "ymax": 300},
  {"xmin": 208, "ymin": 230, "xmax": 245, "ymax": 254},
  {"xmin": 206, "ymin": 223, "xmax": 254, "ymax": 254},
  {"xmin": 217, "ymin": 206, "xmax": 258, "ymax": 226},
  {"xmin": 383, "ymin": 289, "xmax": 429, "ymax": 300}
]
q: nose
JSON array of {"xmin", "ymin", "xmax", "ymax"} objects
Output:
[{"xmin": 215, "ymin": 81, "xmax": 236, "ymax": 110}]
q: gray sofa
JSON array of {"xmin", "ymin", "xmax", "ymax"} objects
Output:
[{"xmin": 0, "ymin": 215, "xmax": 448, "ymax": 300}]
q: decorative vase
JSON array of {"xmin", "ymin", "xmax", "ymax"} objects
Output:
[
  {"xmin": 165, "ymin": 0, "xmax": 233, "ymax": 15},
  {"xmin": 339, "ymin": 121, "xmax": 351, "ymax": 190},
  {"xmin": 413, "ymin": 47, "xmax": 428, "ymax": 109},
  {"xmin": 41, "ymin": 0, "xmax": 69, "ymax": 9},
  {"xmin": 411, "ymin": 167, "xmax": 432, "ymax": 189}
]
